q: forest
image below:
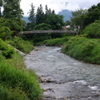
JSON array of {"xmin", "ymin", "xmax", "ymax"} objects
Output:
[{"xmin": 0, "ymin": 0, "xmax": 100, "ymax": 99}]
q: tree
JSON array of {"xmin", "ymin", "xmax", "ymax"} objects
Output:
[
  {"xmin": 45, "ymin": 14, "xmax": 65, "ymax": 30},
  {"xmin": 70, "ymin": 9, "xmax": 87, "ymax": 31},
  {"xmin": 83, "ymin": 3, "xmax": 100, "ymax": 27},
  {"xmin": 2, "ymin": 0, "xmax": 23, "ymax": 35},
  {"xmin": 0, "ymin": 17, "xmax": 22, "ymax": 36},
  {"xmin": 28, "ymin": 3, "xmax": 36, "ymax": 30},
  {"xmin": 36, "ymin": 4, "xmax": 44, "ymax": 25},
  {"xmin": 3, "ymin": 0, "xmax": 23, "ymax": 19}
]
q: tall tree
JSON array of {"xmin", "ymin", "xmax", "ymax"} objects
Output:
[
  {"xmin": 27, "ymin": 3, "xmax": 36, "ymax": 30},
  {"xmin": 2, "ymin": 0, "xmax": 23, "ymax": 35},
  {"xmin": 71, "ymin": 9, "xmax": 87, "ymax": 31},
  {"xmin": 3, "ymin": 0, "xmax": 23, "ymax": 19},
  {"xmin": 36, "ymin": 4, "xmax": 44, "ymax": 25},
  {"xmin": 83, "ymin": 3, "xmax": 100, "ymax": 27}
]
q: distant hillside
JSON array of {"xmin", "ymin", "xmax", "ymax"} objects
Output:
[
  {"xmin": 22, "ymin": 17, "xmax": 29, "ymax": 23},
  {"xmin": 58, "ymin": 9, "xmax": 72, "ymax": 22}
]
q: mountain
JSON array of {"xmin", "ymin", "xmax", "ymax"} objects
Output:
[{"xmin": 58, "ymin": 9, "xmax": 72, "ymax": 22}]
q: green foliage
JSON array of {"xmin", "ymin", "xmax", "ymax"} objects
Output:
[
  {"xmin": 83, "ymin": 3, "xmax": 100, "ymax": 27},
  {"xmin": 36, "ymin": 4, "xmax": 45, "ymax": 25},
  {"xmin": 26, "ymin": 4, "xmax": 65, "ymax": 31},
  {"xmin": 6, "ymin": 37, "xmax": 34, "ymax": 53},
  {"xmin": 45, "ymin": 14, "xmax": 65, "ymax": 30},
  {"xmin": 0, "ymin": 39, "xmax": 14, "ymax": 58},
  {"xmin": 34, "ymin": 23, "xmax": 52, "ymax": 30},
  {"xmin": 0, "ymin": 26, "xmax": 12, "ymax": 40},
  {"xmin": 3, "ymin": 0, "xmax": 23, "ymax": 19},
  {"xmin": 62, "ymin": 36, "xmax": 100, "ymax": 64},
  {"xmin": 0, "ymin": 84, "xmax": 29, "ymax": 100},
  {"xmin": 0, "ymin": 61, "xmax": 42, "ymax": 100},
  {"xmin": 43, "ymin": 36, "xmax": 71, "ymax": 46},
  {"xmin": 0, "ymin": 18, "xmax": 22, "ymax": 36},
  {"xmin": 71, "ymin": 9, "xmax": 87, "ymax": 31},
  {"xmin": 1, "ymin": 0, "xmax": 23, "ymax": 35},
  {"xmin": 0, "ymin": 50, "xmax": 42, "ymax": 100},
  {"xmin": 82, "ymin": 22, "xmax": 100, "ymax": 38},
  {"xmin": 0, "ymin": 39, "xmax": 42, "ymax": 100},
  {"xmin": 27, "ymin": 3, "xmax": 36, "ymax": 30},
  {"xmin": 0, "ymin": 51, "xmax": 5, "ymax": 61}
]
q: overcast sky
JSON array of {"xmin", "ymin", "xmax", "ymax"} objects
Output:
[{"xmin": 21, "ymin": 0, "xmax": 100, "ymax": 16}]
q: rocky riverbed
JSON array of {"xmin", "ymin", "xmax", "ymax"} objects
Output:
[{"xmin": 24, "ymin": 46, "xmax": 100, "ymax": 100}]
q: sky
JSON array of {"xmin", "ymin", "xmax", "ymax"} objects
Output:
[{"xmin": 20, "ymin": 0, "xmax": 100, "ymax": 16}]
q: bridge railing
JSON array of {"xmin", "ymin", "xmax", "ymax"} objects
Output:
[{"xmin": 22, "ymin": 30, "xmax": 77, "ymax": 34}]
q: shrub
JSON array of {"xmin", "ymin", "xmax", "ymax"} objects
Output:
[
  {"xmin": 0, "ymin": 39, "xmax": 42, "ymax": 100},
  {"xmin": 43, "ymin": 36, "xmax": 71, "ymax": 46},
  {"xmin": 6, "ymin": 37, "xmax": 34, "ymax": 53},
  {"xmin": 0, "ymin": 39, "xmax": 14, "ymax": 58},
  {"xmin": 0, "ymin": 27, "xmax": 12, "ymax": 40},
  {"xmin": 0, "ymin": 85, "xmax": 29, "ymax": 100},
  {"xmin": 62, "ymin": 36, "xmax": 100, "ymax": 64},
  {"xmin": 82, "ymin": 22, "xmax": 100, "ymax": 38},
  {"xmin": 0, "ymin": 60, "xmax": 42, "ymax": 100}
]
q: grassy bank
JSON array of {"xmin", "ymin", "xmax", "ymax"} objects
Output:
[
  {"xmin": 41, "ymin": 35, "xmax": 100, "ymax": 64},
  {"xmin": 62, "ymin": 36, "xmax": 100, "ymax": 64},
  {"xmin": 42, "ymin": 36, "xmax": 71, "ymax": 46},
  {"xmin": 0, "ymin": 38, "xmax": 42, "ymax": 100},
  {"xmin": 6, "ymin": 37, "xmax": 34, "ymax": 53}
]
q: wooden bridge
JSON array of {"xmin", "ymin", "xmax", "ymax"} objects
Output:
[{"xmin": 22, "ymin": 30, "xmax": 77, "ymax": 34}]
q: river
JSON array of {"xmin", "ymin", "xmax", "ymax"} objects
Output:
[{"xmin": 24, "ymin": 46, "xmax": 100, "ymax": 100}]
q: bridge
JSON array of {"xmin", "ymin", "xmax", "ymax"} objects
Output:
[{"xmin": 22, "ymin": 30, "xmax": 77, "ymax": 34}]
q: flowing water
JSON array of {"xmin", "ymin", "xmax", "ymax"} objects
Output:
[{"xmin": 24, "ymin": 46, "xmax": 100, "ymax": 100}]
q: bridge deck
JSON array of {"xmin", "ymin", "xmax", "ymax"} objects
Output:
[{"xmin": 22, "ymin": 30, "xmax": 77, "ymax": 34}]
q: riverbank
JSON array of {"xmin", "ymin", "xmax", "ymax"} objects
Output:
[
  {"xmin": 62, "ymin": 35, "xmax": 100, "ymax": 64},
  {"xmin": 42, "ymin": 35, "xmax": 100, "ymax": 64},
  {"xmin": 0, "ymin": 38, "xmax": 42, "ymax": 100}
]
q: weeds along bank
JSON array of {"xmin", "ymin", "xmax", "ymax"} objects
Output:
[
  {"xmin": 62, "ymin": 36, "xmax": 100, "ymax": 64},
  {"xmin": 0, "ymin": 38, "xmax": 42, "ymax": 100},
  {"xmin": 6, "ymin": 37, "xmax": 34, "ymax": 53},
  {"xmin": 42, "ymin": 35, "xmax": 100, "ymax": 64}
]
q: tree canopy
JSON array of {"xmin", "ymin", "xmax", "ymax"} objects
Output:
[{"xmin": 83, "ymin": 3, "xmax": 100, "ymax": 27}]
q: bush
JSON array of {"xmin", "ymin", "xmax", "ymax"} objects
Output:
[
  {"xmin": 0, "ymin": 27, "xmax": 12, "ymax": 40},
  {"xmin": 62, "ymin": 36, "xmax": 100, "ymax": 64},
  {"xmin": 6, "ymin": 37, "xmax": 34, "ymax": 53},
  {"xmin": 0, "ymin": 84, "xmax": 29, "ymax": 100},
  {"xmin": 43, "ymin": 36, "xmax": 71, "ymax": 46},
  {"xmin": 0, "ymin": 39, "xmax": 14, "ymax": 58},
  {"xmin": 82, "ymin": 22, "xmax": 100, "ymax": 38},
  {"xmin": 0, "ymin": 39, "xmax": 42, "ymax": 100},
  {"xmin": 0, "ymin": 60, "xmax": 42, "ymax": 100}
]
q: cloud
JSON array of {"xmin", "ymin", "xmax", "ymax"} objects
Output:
[{"xmin": 20, "ymin": 0, "xmax": 100, "ymax": 16}]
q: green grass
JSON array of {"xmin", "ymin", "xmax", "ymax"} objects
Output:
[
  {"xmin": 0, "ymin": 60, "xmax": 42, "ymax": 100},
  {"xmin": 43, "ymin": 36, "xmax": 71, "ymax": 46},
  {"xmin": 6, "ymin": 37, "xmax": 34, "ymax": 53},
  {"xmin": 62, "ymin": 36, "xmax": 100, "ymax": 64},
  {"xmin": 0, "ymin": 38, "xmax": 42, "ymax": 100}
]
